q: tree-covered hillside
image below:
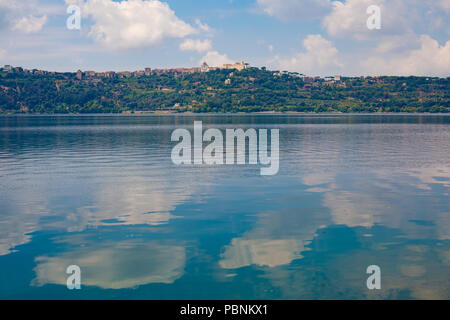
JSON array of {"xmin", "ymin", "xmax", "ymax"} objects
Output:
[{"xmin": 0, "ymin": 67, "xmax": 449, "ymax": 113}]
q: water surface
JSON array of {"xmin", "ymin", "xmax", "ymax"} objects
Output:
[{"xmin": 0, "ymin": 114, "xmax": 449, "ymax": 299}]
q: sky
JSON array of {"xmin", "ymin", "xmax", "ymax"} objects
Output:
[{"xmin": 0, "ymin": 0, "xmax": 449, "ymax": 76}]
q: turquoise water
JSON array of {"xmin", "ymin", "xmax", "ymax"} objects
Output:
[{"xmin": 0, "ymin": 114, "xmax": 449, "ymax": 299}]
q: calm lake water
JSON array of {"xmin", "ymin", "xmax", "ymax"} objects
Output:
[{"xmin": 0, "ymin": 114, "xmax": 449, "ymax": 299}]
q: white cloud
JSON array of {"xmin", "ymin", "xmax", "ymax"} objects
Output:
[
  {"xmin": 0, "ymin": 0, "xmax": 50, "ymax": 33},
  {"xmin": 0, "ymin": 48, "xmax": 6, "ymax": 59},
  {"xmin": 318, "ymin": 0, "xmax": 450, "ymax": 76},
  {"xmin": 323, "ymin": 0, "xmax": 449, "ymax": 40},
  {"xmin": 199, "ymin": 50, "xmax": 233, "ymax": 67},
  {"xmin": 12, "ymin": 15, "xmax": 47, "ymax": 33},
  {"xmin": 322, "ymin": 0, "xmax": 412, "ymax": 40},
  {"xmin": 195, "ymin": 18, "xmax": 214, "ymax": 34},
  {"xmin": 373, "ymin": 34, "xmax": 420, "ymax": 54},
  {"xmin": 323, "ymin": 0, "xmax": 369, "ymax": 39},
  {"xmin": 71, "ymin": 0, "xmax": 197, "ymax": 50},
  {"xmin": 270, "ymin": 34, "xmax": 343, "ymax": 76},
  {"xmin": 257, "ymin": 0, "xmax": 332, "ymax": 20},
  {"xmin": 180, "ymin": 39, "xmax": 212, "ymax": 53},
  {"xmin": 362, "ymin": 35, "xmax": 450, "ymax": 77}
]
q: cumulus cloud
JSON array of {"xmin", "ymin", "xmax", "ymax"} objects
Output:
[
  {"xmin": 199, "ymin": 50, "xmax": 233, "ymax": 66},
  {"xmin": 0, "ymin": 0, "xmax": 49, "ymax": 33},
  {"xmin": 12, "ymin": 15, "xmax": 47, "ymax": 33},
  {"xmin": 362, "ymin": 35, "xmax": 450, "ymax": 77},
  {"xmin": 70, "ymin": 0, "xmax": 197, "ymax": 49},
  {"xmin": 322, "ymin": 0, "xmax": 412, "ymax": 40},
  {"xmin": 270, "ymin": 34, "xmax": 343, "ymax": 76},
  {"xmin": 179, "ymin": 39, "xmax": 212, "ymax": 53},
  {"xmin": 257, "ymin": 0, "xmax": 332, "ymax": 20},
  {"xmin": 317, "ymin": 0, "xmax": 450, "ymax": 76},
  {"xmin": 195, "ymin": 18, "xmax": 214, "ymax": 34},
  {"xmin": 323, "ymin": 0, "xmax": 450, "ymax": 40},
  {"xmin": 373, "ymin": 34, "xmax": 421, "ymax": 54}
]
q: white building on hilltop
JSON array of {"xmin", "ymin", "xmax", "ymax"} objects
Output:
[
  {"xmin": 222, "ymin": 61, "xmax": 247, "ymax": 71},
  {"xmin": 200, "ymin": 61, "xmax": 248, "ymax": 72}
]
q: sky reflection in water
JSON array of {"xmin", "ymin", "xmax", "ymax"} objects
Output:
[{"xmin": 0, "ymin": 114, "xmax": 449, "ymax": 299}]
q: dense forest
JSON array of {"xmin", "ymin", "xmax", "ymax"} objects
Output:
[{"xmin": 0, "ymin": 67, "xmax": 449, "ymax": 113}]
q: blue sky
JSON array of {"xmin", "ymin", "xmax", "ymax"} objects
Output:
[{"xmin": 0, "ymin": 0, "xmax": 449, "ymax": 76}]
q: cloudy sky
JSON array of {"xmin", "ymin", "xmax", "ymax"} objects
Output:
[{"xmin": 0, "ymin": 0, "xmax": 449, "ymax": 76}]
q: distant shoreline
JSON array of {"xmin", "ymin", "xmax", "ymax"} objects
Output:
[
  {"xmin": 2, "ymin": 68, "xmax": 448, "ymax": 114},
  {"xmin": 1, "ymin": 111, "xmax": 449, "ymax": 116}
]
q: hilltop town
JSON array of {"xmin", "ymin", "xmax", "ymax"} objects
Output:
[
  {"xmin": 0, "ymin": 62, "xmax": 448, "ymax": 114},
  {"xmin": 1, "ymin": 61, "xmax": 248, "ymax": 80},
  {"xmin": 2, "ymin": 61, "xmax": 346, "ymax": 87}
]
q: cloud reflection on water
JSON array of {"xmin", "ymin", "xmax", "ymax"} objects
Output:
[{"xmin": 32, "ymin": 240, "xmax": 186, "ymax": 289}]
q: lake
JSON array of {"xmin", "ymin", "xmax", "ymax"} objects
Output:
[{"xmin": 0, "ymin": 114, "xmax": 449, "ymax": 299}]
